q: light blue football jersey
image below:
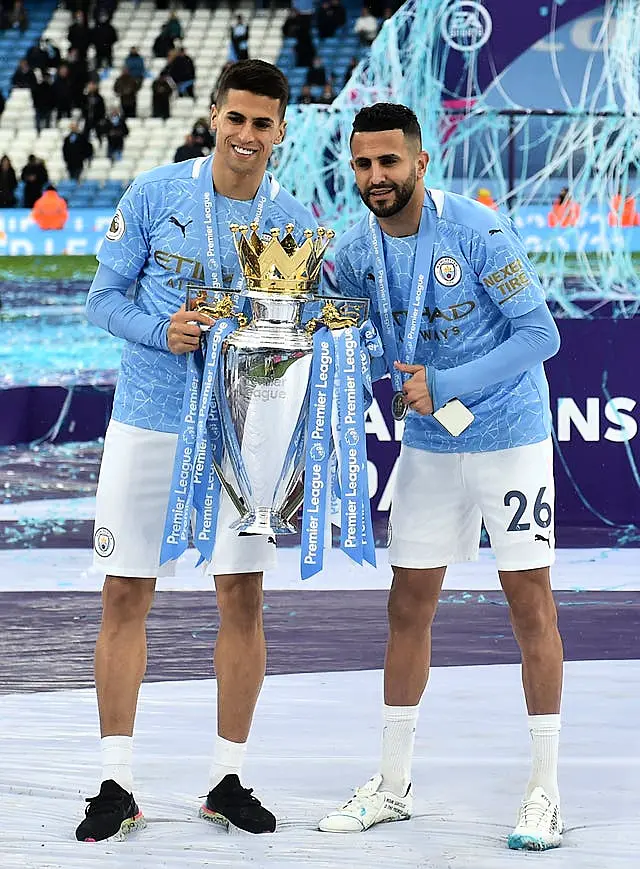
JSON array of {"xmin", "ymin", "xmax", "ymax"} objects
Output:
[
  {"xmin": 97, "ymin": 155, "xmax": 316, "ymax": 433},
  {"xmin": 335, "ymin": 189, "xmax": 552, "ymax": 453}
]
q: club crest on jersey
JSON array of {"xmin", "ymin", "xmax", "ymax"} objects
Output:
[
  {"xmin": 434, "ymin": 256, "xmax": 462, "ymax": 287},
  {"xmin": 94, "ymin": 527, "xmax": 115, "ymax": 557},
  {"xmin": 106, "ymin": 209, "xmax": 125, "ymax": 241}
]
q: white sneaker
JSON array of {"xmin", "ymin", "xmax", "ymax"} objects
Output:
[
  {"xmin": 318, "ymin": 774, "xmax": 412, "ymax": 833},
  {"xmin": 507, "ymin": 787, "xmax": 563, "ymax": 851}
]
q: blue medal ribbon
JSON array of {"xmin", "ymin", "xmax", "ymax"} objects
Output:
[
  {"xmin": 300, "ymin": 328, "xmax": 335, "ymax": 579},
  {"xmin": 196, "ymin": 154, "xmax": 271, "ymax": 291},
  {"xmin": 368, "ymin": 199, "xmax": 436, "ymax": 397}
]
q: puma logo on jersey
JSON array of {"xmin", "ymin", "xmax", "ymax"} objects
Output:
[
  {"xmin": 535, "ymin": 533, "xmax": 550, "ymax": 547},
  {"xmin": 169, "ymin": 216, "xmax": 193, "ymax": 237},
  {"xmin": 489, "ymin": 228, "xmax": 503, "ymax": 235}
]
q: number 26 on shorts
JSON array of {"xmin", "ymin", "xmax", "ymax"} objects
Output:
[{"xmin": 504, "ymin": 487, "xmax": 552, "ymax": 532}]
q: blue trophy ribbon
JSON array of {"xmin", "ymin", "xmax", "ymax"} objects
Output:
[
  {"xmin": 160, "ymin": 318, "xmax": 236, "ymax": 566},
  {"xmin": 334, "ymin": 326, "xmax": 372, "ymax": 567},
  {"xmin": 190, "ymin": 318, "xmax": 236, "ymax": 563},
  {"xmin": 300, "ymin": 327, "xmax": 335, "ymax": 579},
  {"xmin": 160, "ymin": 350, "xmax": 203, "ymax": 565}
]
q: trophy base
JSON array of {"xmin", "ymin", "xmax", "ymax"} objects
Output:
[{"xmin": 231, "ymin": 507, "xmax": 297, "ymax": 536}]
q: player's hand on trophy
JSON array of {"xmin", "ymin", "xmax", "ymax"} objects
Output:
[
  {"xmin": 394, "ymin": 361, "xmax": 433, "ymax": 415},
  {"xmin": 167, "ymin": 305, "xmax": 213, "ymax": 355}
]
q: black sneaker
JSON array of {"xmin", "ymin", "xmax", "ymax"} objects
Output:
[
  {"xmin": 199, "ymin": 774, "xmax": 276, "ymax": 833},
  {"xmin": 75, "ymin": 779, "xmax": 146, "ymax": 842}
]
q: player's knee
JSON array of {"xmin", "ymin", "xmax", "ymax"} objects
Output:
[
  {"xmin": 102, "ymin": 576, "xmax": 155, "ymax": 626},
  {"xmin": 387, "ymin": 578, "xmax": 438, "ymax": 632},
  {"xmin": 509, "ymin": 594, "xmax": 558, "ymax": 641},
  {"xmin": 215, "ymin": 573, "xmax": 263, "ymax": 632}
]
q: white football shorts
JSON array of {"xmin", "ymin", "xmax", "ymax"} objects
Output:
[
  {"xmin": 388, "ymin": 438, "xmax": 555, "ymax": 571},
  {"xmin": 92, "ymin": 419, "xmax": 277, "ymax": 578}
]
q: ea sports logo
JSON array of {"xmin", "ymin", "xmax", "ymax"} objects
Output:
[{"xmin": 440, "ymin": 1, "xmax": 492, "ymax": 53}]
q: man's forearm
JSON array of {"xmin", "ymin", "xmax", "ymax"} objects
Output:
[
  {"xmin": 429, "ymin": 305, "xmax": 560, "ymax": 410},
  {"xmin": 86, "ymin": 262, "xmax": 170, "ymax": 350}
]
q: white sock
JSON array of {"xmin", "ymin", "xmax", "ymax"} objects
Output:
[
  {"xmin": 380, "ymin": 704, "xmax": 419, "ymax": 797},
  {"xmin": 101, "ymin": 735, "xmax": 134, "ymax": 793},
  {"xmin": 208, "ymin": 735, "xmax": 247, "ymax": 791},
  {"xmin": 526, "ymin": 713, "xmax": 561, "ymax": 804}
]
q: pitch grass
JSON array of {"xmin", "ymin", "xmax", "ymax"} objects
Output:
[
  {"xmin": 0, "ymin": 255, "xmax": 98, "ymax": 282},
  {"xmin": 0, "ymin": 252, "xmax": 638, "ymax": 283}
]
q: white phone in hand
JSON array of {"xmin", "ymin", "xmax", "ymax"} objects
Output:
[{"xmin": 432, "ymin": 399, "xmax": 475, "ymax": 436}]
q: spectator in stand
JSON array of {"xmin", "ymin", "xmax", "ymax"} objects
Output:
[
  {"xmin": 306, "ymin": 56, "xmax": 327, "ymax": 87},
  {"xmin": 282, "ymin": 8, "xmax": 300, "ymax": 39},
  {"xmin": 343, "ymin": 55, "xmax": 358, "ymax": 86},
  {"xmin": 9, "ymin": 0, "xmax": 27, "ymax": 32},
  {"xmin": 192, "ymin": 117, "xmax": 213, "ymax": 151},
  {"xmin": 82, "ymin": 80, "xmax": 107, "ymax": 141},
  {"xmin": 21, "ymin": 155, "xmax": 49, "ymax": 208},
  {"xmin": 104, "ymin": 107, "xmax": 128, "ymax": 162},
  {"xmin": 318, "ymin": 82, "xmax": 336, "ymax": 104},
  {"xmin": 26, "ymin": 39, "xmax": 54, "ymax": 72},
  {"xmin": 294, "ymin": 17, "xmax": 316, "ymax": 68},
  {"xmin": 476, "ymin": 187, "xmax": 498, "ymax": 210},
  {"xmin": 354, "ymin": 6, "xmax": 379, "ymax": 45},
  {"xmin": 151, "ymin": 71, "xmax": 174, "ymax": 119},
  {"xmin": 317, "ymin": 1, "xmax": 338, "ymax": 39},
  {"xmin": 32, "ymin": 72, "xmax": 56, "ymax": 135},
  {"xmin": 66, "ymin": 47, "xmax": 90, "ymax": 109},
  {"xmin": 230, "ymin": 15, "xmax": 249, "ymax": 62},
  {"xmin": 153, "ymin": 24, "xmax": 173, "ymax": 59},
  {"xmin": 43, "ymin": 38, "xmax": 62, "ymax": 70},
  {"xmin": 548, "ymin": 187, "xmax": 580, "ymax": 228},
  {"xmin": 173, "ymin": 133, "xmax": 204, "ymax": 163},
  {"xmin": 93, "ymin": 14, "xmax": 118, "ymax": 69},
  {"xmin": 0, "ymin": 154, "xmax": 18, "ymax": 207},
  {"xmin": 124, "ymin": 46, "xmax": 146, "ymax": 87},
  {"xmin": 298, "ymin": 84, "xmax": 313, "ymax": 105},
  {"xmin": 114, "ymin": 66, "xmax": 140, "ymax": 118},
  {"xmin": 53, "ymin": 64, "xmax": 74, "ymax": 122},
  {"xmin": 11, "ymin": 58, "xmax": 37, "ymax": 90},
  {"xmin": 92, "ymin": 0, "xmax": 118, "ymax": 24},
  {"xmin": 608, "ymin": 188, "xmax": 640, "ymax": 227},
  {"xmin": 63, "ymin": 122, "xmax": 94, "ymax": 180},
  {"xmin": 68, "ymin": 10, "xmax": 91, "ymax": 61},
  {"xmin": 164, "ymin": 46, "xmax": 195, "ymax": 98},
  {"xmin": 330, "ymin": 0, "xmax": 347, "ymax": 29},
  {"xmin": 164, "ymin": 11, "xmax": 183, "ymax": 42},
  {"xmin": 31, "ymin": 184, "xmax": 69, "ymax": 230}
]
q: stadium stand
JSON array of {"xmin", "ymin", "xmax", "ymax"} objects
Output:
[{"xmin": 0, "ymin": 1, "xmax": 370, "ymax": 209}]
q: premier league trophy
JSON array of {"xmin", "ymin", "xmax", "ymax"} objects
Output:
[{"xmin": 162, "ymin": 221, "xmax": 379, "ymax": 579}]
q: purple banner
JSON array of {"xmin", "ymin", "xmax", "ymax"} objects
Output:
[
  {"xmin": 1, "ymin": 320, "xmax": 638, "ymax": 532},
  {"xmin": 365, "ymin": 319, "xmax": 639, "ymax": 531}
]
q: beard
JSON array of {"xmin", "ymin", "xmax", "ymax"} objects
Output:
[{"xmin": 361, "ymin": 171, "xmax": 416, "ymax": 217}]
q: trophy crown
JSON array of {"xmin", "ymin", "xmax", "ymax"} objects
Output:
[{"xmin": 231, "ymin": 223, "xmax": 334, "ymax": 295}]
